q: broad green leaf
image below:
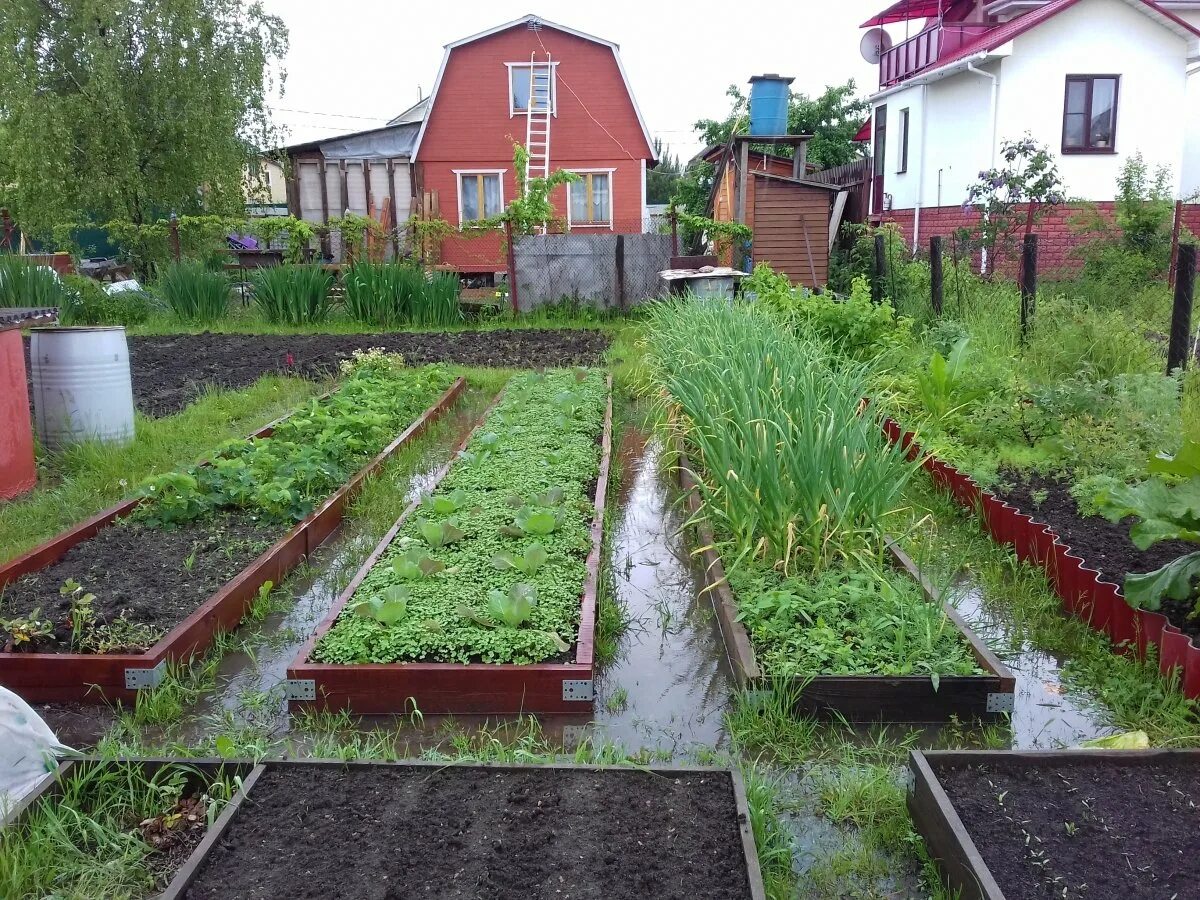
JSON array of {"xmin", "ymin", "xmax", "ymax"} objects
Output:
[
  {"xmin": 1147, "ymin": 441, "xmax": 1200, "ymax": 478},
  {"xmin": 1123, "ymin": 551, "xmax": 1200, "ymax": 610},
  {"xmin": 1078, "ymin": 730, "xmax": 1150, "ymax": 749}
]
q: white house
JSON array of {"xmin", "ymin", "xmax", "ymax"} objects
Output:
[{"xmin": 860, "ymin": 0, "xmax": 1200, "ymax": 254}]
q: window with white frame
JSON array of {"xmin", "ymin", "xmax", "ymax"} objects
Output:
[
  {"xmin": 508, "ymin": 64, "xmax": 556, "ymax": 116},
  {"xmin": 568, "ymin": 171, "xmax": 612, "ymax": 227},
  {"xmin": 457, "ymin": 171, "xmax": 504, "ymax": 223}
]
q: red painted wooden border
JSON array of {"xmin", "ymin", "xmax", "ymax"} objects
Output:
[
  {"xmin": 882, "ymin": 419, "xmax": 1200, "ymax": 700},
  {"xmin": 0, "ymin": 378, "xmax": 466, "ymax": 703},
  {"xmin": 287, "ymin": 377, "xmax": 613, "ymax": 716}
]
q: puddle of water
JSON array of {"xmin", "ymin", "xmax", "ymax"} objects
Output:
[
  {"xmin": 586, "ymin": 435, "xmax": 734, "ymax": 757},
  {"xmin": 949, "ymin": 578, "xmax": 1114, "ymax": 750}
]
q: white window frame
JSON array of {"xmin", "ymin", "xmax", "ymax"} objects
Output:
[
  {"xmin": 566, "ymin": 168, "xmax": 615, "ymax": 230},
  {"xmin": 505, "ymin": 62, "xmax": 559, "ymax": 118},
  {"xmin": 453, "ymin": 169, "xmax": 506, "ymax": 226}
]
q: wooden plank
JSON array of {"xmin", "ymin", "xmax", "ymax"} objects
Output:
[
  {"xmin": 736, "ymin": 142, "xmax": 749, "ymax": 225},
  {"xmin": 829, "ymin": 191, "xmax": 849, "ymax": 251}
]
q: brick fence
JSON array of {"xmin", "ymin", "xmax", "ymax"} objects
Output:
[{"xmin": 877, "ymin": 202, "xmax": 1200, "ymax": 278}]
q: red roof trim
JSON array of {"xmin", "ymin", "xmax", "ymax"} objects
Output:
[{"xmin": 852, "ymin": 119, "xmax": 872, "ymax": 142}]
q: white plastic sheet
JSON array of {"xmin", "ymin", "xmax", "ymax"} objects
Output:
[{"xmin": 0, "ymin": 687, "xmax": 72, "ymax": 816}]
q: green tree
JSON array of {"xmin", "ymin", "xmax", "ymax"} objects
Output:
[
  {"xmin": 693, "ymin": 80, "xmax": 870, "ymax": 170},
  {"xmin": 0, "ymin": 0, "xmax": 287, "ymax": 234},
  {"xmin": 646, "ymin": 138, "xmax": 681, "ymax": 205}
]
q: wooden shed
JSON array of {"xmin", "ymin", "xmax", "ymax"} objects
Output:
[{"xmin": 705, "ymin": 138, "xmax": 847, "ymax": 288}]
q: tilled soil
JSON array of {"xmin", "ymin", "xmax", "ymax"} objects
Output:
[
  {"xmin": 932, "ymin": 757, "xmax": 1200, "ymax": 899},
  {"xmin": 23, "ymin": 330, "xmax": 610, "ymax": 417},
  {"xmin": 181, "ymin": 764, "xmax": 754, "ymax": 900},
  {"xmin": 997, "ymin": 475, "xmax": 1198, "ymax": 639},
  {"xmin": 0, "ymin": 513, "xmax": 275, "ymax": 653}
]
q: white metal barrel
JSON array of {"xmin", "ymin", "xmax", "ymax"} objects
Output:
[{"xmin": 30, "ymin": 326, "xmax": 135, "ymax": 449}]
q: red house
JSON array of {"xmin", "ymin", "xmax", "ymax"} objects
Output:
[{"xmin": 412, "ymin": 15, "xmax": 657, "ymax": 274}]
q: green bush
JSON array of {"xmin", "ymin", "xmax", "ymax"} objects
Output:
[
  {"xmin": 58, "ymin": 275, "xmax": 152, "ymax": 326},
  {"xmin": 158, "ymin": 261, "xmax": 229, "ymax": 323},
  {"xmin": 0, "ymin": 255, "xmax": 68, "ymax": 308},
  {"xmin": 250, "ymin": 264, "xmax": 334, "ymax": 325}
]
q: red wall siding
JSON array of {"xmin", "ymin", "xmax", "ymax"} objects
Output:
[
  {"xmin": 877, "ymin": 202, "xmax": 1197, "ymax": 278},
  {"xmin": 417, "ymin": 24, "xmax": 652, "ymax": 271}
]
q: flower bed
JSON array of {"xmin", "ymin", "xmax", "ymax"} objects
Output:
[
  {"xmin": 0, "ymin": 358, "xmax": 464, "ymax": 702},
  {"xmin": 10, "ymin": 759, "xmax": 764, "ymax": 900},
  {"xmin": 883, "ymin": 420, "xmax": 1200, "ymax": 699},
  {"xmin": 908, "ymin": 748, "xmax": 1200, "ymax": 900},
  {"xmin": 287, "ymin": 369, "xmax": 611, "ymax": 715}
]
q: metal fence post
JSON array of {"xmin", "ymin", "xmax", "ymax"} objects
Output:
[
  {"xmin": 1020, "ymin": 233, "xmax": 1037, "ymax": 341},
  {"xmin": 615, "ymin": 234, "xmax": 626, "ymax": 312},
  {"xmin": 930, "ymin": 235, "xmax": 944, "ymax": 317},
  {"xmin": 669, "ymin": 204, "xmax": 679, "ymax": 258},
  {"xmin": 504, "ymin": 219, "xmax": 519, "ymax": 315},
  {"xmin": 1168, "ymin": 243, "xmax": 1195, "ymax": 374}
]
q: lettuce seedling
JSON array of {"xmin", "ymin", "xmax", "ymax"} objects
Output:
[
  {"xmin": 354, "ymin": 585, "xmax": 410, "ymax": 625},
  {"xmin": 501, "ymin": 506, "xmax": 562, "ymax": 538},
  {"xmin": 486, "ymin": 583, "xmax": 537, "ymax": 627},
  {"xmin": 416, "ymin": 517, "xmax": 466, "ymax": 548},
  {"xmin": 492, "ymin": 543, "xmax": 549, "ymax": 576},
  {"xmin": 391, "ymin": 548, "xmax": 447, "ymax": 581},
  {"xmin": 423, "ymin": 488, "xmax": 468, "ymax": 517}
]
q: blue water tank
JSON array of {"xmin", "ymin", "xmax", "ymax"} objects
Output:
[{"xmin": 748, "ymin": 74, "xmax": 794, "ymax": 136}]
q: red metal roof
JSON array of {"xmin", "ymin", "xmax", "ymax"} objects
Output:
[
  {"xmin": 925, "ymin": 0, "xmax": 1200, "ymax": 74},
  {"xmin": 861, "ymin": 0, "xmax": 947, "ymax": 27},
  {"xmin": 852, "ymin": 119, "xmax": 872, "ymax": 142}
]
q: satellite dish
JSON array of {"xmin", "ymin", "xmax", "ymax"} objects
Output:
[{"xmin": 860, "ymin": 29, "xmax": 894, "ymax": 65}]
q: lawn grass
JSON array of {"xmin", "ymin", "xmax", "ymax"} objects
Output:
[{"xmin": 0, "ymin": 375, "xmax": 323, "ymax": 564}]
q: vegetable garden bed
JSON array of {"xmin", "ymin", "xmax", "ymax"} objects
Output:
[
  {"xmin": 287, "ymin": 370, "xmax": 611, "ymax": 715},
  {"xmin": 883, "ymin": 420, "xmax": 1200, "ymax": 699},
  {"xmin": 9, "ymin": 759, "xmax": 764, "ymax": 900},
  {"xmin": 0, "ymin": 365, "xmax": 465, "ymax": 703},
  {"xmin": 677, "ymin": 444, "xmax": 1015, "ymax": 722},
  {"xmin": 908, "ymin": 749, "xmax": 1200, "ymax": 900}
]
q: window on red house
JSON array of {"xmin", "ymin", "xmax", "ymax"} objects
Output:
[
  {"xmin": 568, "ymin": 172, "xmax": 612, "ymax": 226},
  {"xmin": 509, "ymin": 65, "xmax": 556, "ymax": 116},
  {"xmin": 458, "ymin": 172, "xmax": 503, "ymax": 222},
  {"xmin": 1063, "ymin": 76, "xmax": 1119, "ymax": 153}
]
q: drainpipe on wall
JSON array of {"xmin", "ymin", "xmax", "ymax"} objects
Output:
[
  {"xmin": 966, "ymin": 60, "xmax": 999, "ymax": 275},
  {"xmin": 913, "ymin": 83, "xmax": 930, "ymax": 255}
]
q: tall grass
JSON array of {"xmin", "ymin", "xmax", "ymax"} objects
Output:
[
  {"xmin": 251, "ymin": 264, "xmax": 334, "ymax": 325},
  {"xmin": 343, "ymin": 262, "xmax": 462, "ymax": 328},
  {"xmin": 641, "ymin": 300, "xmax": 916, "ymax": 571},
  {"xmin": 158, "ymin": 260, "xmax": 229, "ymax": 323},
  {"xmin": 0, "ymin": 254, "xmax": 68, "ymax": 308}
]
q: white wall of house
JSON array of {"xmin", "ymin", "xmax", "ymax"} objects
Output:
[
  {"xmin": 871, "ymin": 0, "xmax": 1200, "ymax": 212},
  {"xmin": 999, "ymin": 0, "xmax": 1192, "ymax": 200}
]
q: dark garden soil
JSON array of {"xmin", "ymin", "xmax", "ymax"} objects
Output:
[
  {"xmin": 181, "ymin": 764, "xmax": 753, "ymax": 900},
  {"xmin": 931, "ymin": 757, "xmax": 1200, "ymax": 900},
  {"xmin": 0, "ymin": 513, "xmax": 275, "ymax": 654},
  {"xmin": 997, "ymin": 474, "xmax": 1198, "ymax": 639},
  {"xmin": 23, "ymin": 330, "xmax": 611, "ymax": 417}
]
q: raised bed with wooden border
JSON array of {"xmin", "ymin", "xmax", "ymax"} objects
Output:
[
  {"xmin": 8, "ymin": 757, "xmax": 764, "ymax": 900},
  {"xmin": 286, "ymin": 374, "xmax": 612, "ymax": 716},
  {"xmin": 882, "ymin": 419, "xmax": 1200, "ymax": 700},
  {"xmin": 676, "ymin": 444, "xmax": 1015, "ymax": 722},
  {"xmin": 0, "ymin": 377, "xmax": 466, "ymax": 703},
  {"xmin": 908, "ymin": 748, "xmax": 1200, "ymax": 900}
]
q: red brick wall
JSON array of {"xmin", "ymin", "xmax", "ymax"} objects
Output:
[{"xmin": 417, "ymin": 24, "xmax": 652, "ymax": 271}]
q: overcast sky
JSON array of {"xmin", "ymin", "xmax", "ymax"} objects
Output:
[{"xmin": 259, "ymin": 0, "xmax": 894, "ymax": 161}]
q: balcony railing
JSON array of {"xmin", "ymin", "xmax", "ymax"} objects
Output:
[{"xmin": 879, "ymin": 23, "xmax": 995, "ymax": 87}]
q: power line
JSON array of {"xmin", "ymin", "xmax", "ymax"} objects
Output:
[{"xmin": 270, "ymin": 106, "xmax": 391, "ymax": 122}]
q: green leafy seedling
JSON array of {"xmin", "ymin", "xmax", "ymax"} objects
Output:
[
  {"xmin": 501, "ymin": 506, "xmax": 561, "ymax": 538},
  {"xmin": 486, "ymin": 582, "xmax": 537, "ymax": 627},
  {"xmin": 533, "ymin": 486, "xmax": 565, "ymax": 508},
  {"xmin": 391, "ymin": 548, "xmax": 447, "ymax": 580},
  {"xmin": 424, "ymin": 488, "xmax": 468, "ymax": 516},
  {"xmin": 492, "ymin": 543, "xmax": 549, "ymax": 576},
  {"xmin": 354, "ymin": 585, "xmax": 410, "ymax": 625},
  {"xmin": 417, "ymin": 517, "xmax": 466, "ymax": 548}
]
